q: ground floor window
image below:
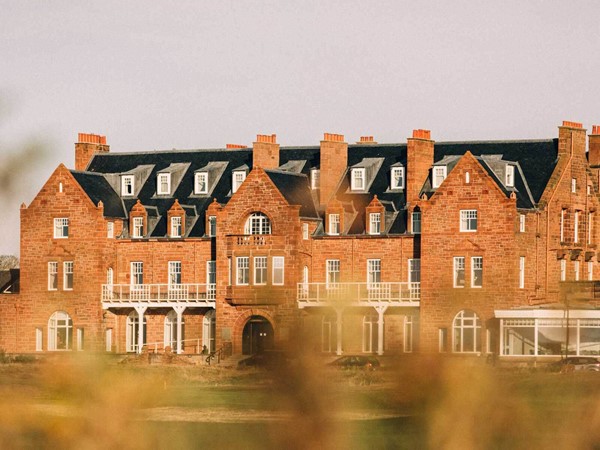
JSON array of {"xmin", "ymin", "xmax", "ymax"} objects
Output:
[
  {"xmin": 362, "ymin": 314, "xmax": 378, "ymax": 353},
  {"xmin": 106, "ymin": 329, "xmax": 112, "ymax": 352},
  {"xmin": 48, "ymin": 311, "xmax": 73, "ymax": 351},
  {"xmin": 322, "ymin": 315, "xmax": 336, "ymax": 353},
  {"xmin": 203, "ymin": 310, "xmax": 216, "ymax": 353},
  {"xmin": 404, "ymin": 316, "xmax": 413, "ymax": 353},
  {"xmin": 36, "ymin": 328, "xmax": 43, "ymax": 351},
  {"xmin": 164, "ymin": 311, "xmax": 185, "ymax": 350},
  {"xmin": 126, "ymin": 311, "xmax": 147, "ymax": 353},
  {"xmin": 453, "ymin": 310, "xmax": 481, "ymax": 353}
]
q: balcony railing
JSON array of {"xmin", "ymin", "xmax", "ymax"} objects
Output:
[
  {"xmin": 226, "ymin": 234, "xmax": 287, "ymax": 250},
  {"xmin": 101, "ymin": 283, "xmax": 216, "ymax": 307},
  {"xmin": 297, "ymin": 282, "xmax": 420, "ymax": 307}
]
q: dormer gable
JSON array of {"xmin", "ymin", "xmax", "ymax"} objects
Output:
[
  {"xmin": 231, "ymin": 165, "xmax": 249, "ymax": 194},
  {"xmin": 154, "ymin": 162, "xmax": 190, "ymax": 197},
  {"xmin": 167, "ymin": 199, "xmax": 185, "ymax": 238},
  {"xmin": 325, "ymin": 199, "xmax": 345, "ymax": 236},
  {"xmin": 365, "ymin": 195, "xmax": 385, "ymax": 235},
  {"xmin": 129, "ymin": 200, "xmax": 147, "ymax": 238},
  {"xmin": 103, "ymin": 165, "xmax": 154, "ymax": 198}
]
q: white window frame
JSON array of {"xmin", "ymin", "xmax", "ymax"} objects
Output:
[
  {"xmin": 195, "ymin": 172, "xmax": 208, "ymax": 194},
  {"xmin": 471, "ymin": 257, "xmax": 483, "ymax": 288},
  {"xmin": 48, "ymin": 262, "xmax": 58, "ymax": 291},
  {"xmin": 460, "ymin": 210, "xmax": 478, "ymax": 232},
  {"xmin": 63, "ymin": 261, "xmax": 73, "ymax": 290},
  {"xmin": 232, "ymin": 170, "xmax": 246, "ymax": 193},
  {"xmin": 236, "ymin": 256, "xmax": 249, "ymax": 285},
  {"xmin": 588, "ymin": 261, "xmax": 594, "ymax": 281},
  {"xmin": 574, "ymin": 210, "xmax": 580, "ymax": 243},
  {"xmin": 465, "ymin": 171, "xmax": 470, "ymax": 184},
  {"xmin": 328, "ymin": 214, "xmax": 340, "ymax": 236},
  {"xmin": 54, "ymin": 218, "xmax": 69, "ymax": 239},
  {"xmin": 560, "ymin": 209, "xmax": 566, "ymax": 242},
  {"xmin": 519, "ymin": 256, "xmax": 525, "ymax": 289},
  {"xmin": 168, "ymin": 261, "xmax": 182, "ymax": 286},
  {"xmin": 157, "ymin": 173, "xmax": 171, "ymax": 195},
  {"xmin": 131, "ymin": 262, "xmax": 144, "ymax": 286},
  {"xmin": 254, "ymin": 256, "xmax": 267, "ymax": 285},
  {"xmin": 505, "ymin": 165, "xmax": 515, "ymax": 187},
  {"xmin": 244, "ymin": 212, "xmax": 271, "ymax": 235},
  {"xmin": 272, "ymin": 256, "xmax": 285, "ymax": 285},
  {"xmin": 132, "ymin": 217, "xmax": 144, "ymax": 238},
  {"xmin": 404, "ymin": 316, "xmax": 413, "ymax": 353},
  {"xmin": 391, "ymin": 167, "xmax": 404, "ymax": 189},
  {"xmin": 106, "ymin": 329, "xmax": 113, "ymax": 352},
  {"xmin": 121, "ymin": 175, "xmax": 135, "ymax": 196},
  {"xmin": 432, "ymin": 166, "xmax": 447, "ymax": 188},
  {"xmin": 519, "ymin": 214, "xmax": 525, "ymax": 233},
  {"xmin": 367, "ymin": 259, "xmax": 381, "ymax": 289},
  {"xmin": 208, "ymin": 216, "xmax": 217, "ymax": 237},
  {"xmin": 77, "ymin": 328, "xmax": 84, "ymax": 351},
  {"xmin": 574, "ymin": 260, "xmax": 580, "ymax": 281},
  {"xmin": 326, "ymin": 259, "xmax": 340, "ymax": 288},
  {"xmin": 412, "ymin": 211, "xmax": 421, "ymax": 234},
  {"xmin": 171, "ymin": 216, "xmax": 182, "ymax": 238},
  {"xmin": 369, "ymin": 212, "xmax": 381, "ymax": 235},
  {"xmin": 227, "ymin": 257, "xmax": 232, "ymax": 286},
  {"xmin": 302, "ymin": 223, "xmax": 309, "ymax": 240},
  {"xmin": 453, "ymin": 310, "xmax": 481, "ymax": 353},
  {"xmin": 351, "ymin": 168, "xmax": 366, "ymax": 190},
  {"xmin": 571, "ymin": 178, "xmax": 577, "ymax": 193},
  {"xmin": 48, "ymin": 311, "xmax": 73, "ymax": 351},
  {"xmin": 560, "ymin": 259, "xmax": 566, "ymax": 281},
  {"xmin": 311, "ymin": 168, "xmax": 320, "ymax": 190},
  {"xmin": 36, "ymin": 328, "xmax": 43, "ymax": 352},
  {"xmin": 454, "ymin": 257, "xmax": 465, "ymax": 288},
  {"xmin": 107, "ymin": 222, "xmax": 114, "ymax": 238},
  {"xmin": 408, "ymin": 258, "xmax": 421, "ymax": 283},
  {"xmin": 207, "ymin": 260, "xmax": 216, "ymax": 299}
]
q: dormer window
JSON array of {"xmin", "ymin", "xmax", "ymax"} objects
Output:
[
  {"xmin": 328, "ymin": 214, "xmax": 340, "ymax": 235},
  {"xmin": 369, "ymin": 213, "xmax": 381, "ymax": 235},
  {"xmin": 195, "ymin": 172, "xmax": 208, "ymax": 194},
  {"xmin": 232, "ymin": 171, "xmax": 246, "ymax": 194},
  {"xmin": 121, "ymin": 175, "xmax": 135, "ymax": 196},
  {"xmin": 132, "ymin": 217, "xmax": 144, "ymax": 238},
  {"xmin": 432, "ymin": 166, "xmax": 447, "ymax": 188},
  {"xmin": 170, "ymin": 216, "xmax": 182, "ymax": 238},
  {"xmin": 391, "ymin": 167, "xmax": 405, "ymax": 189},
  {"xmin": 157, "ymin": 173, "xmax": 171, "ymax": 195},
  {"xmin": 505, "ymin": 165, "xmax": 515, "ymax": 187},
  {"xmin": 311, "ymin": 169, "xmax": 320, "ymax": 190},
  {"xmin": 351, "ymin": 168, "xmax": 366, "ymax": 190}
]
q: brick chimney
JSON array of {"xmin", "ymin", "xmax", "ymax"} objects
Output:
[
  {"xmin": 588, "ymin": 125, "xmax": 600, "ymax": 167},
  {"xmin": 320, "ymin": 133, "xmax": 348, "ymax": 206},
  {"xmin": 356, "ymin": 136, "xmax": 378, "ymax": 145},
  {"xmin": 226, "ymin": 143, "xmax": 248, "ymax": 149},
  {"xmin": 406, "ymin": 129, "xmax": 434, "ymax": 204},
  {"xmin": 558, "ymin": 121, "xmax": 586, "ymax": 157},
  {"xmin": 75, "ymin": 133, "xmax": 109, "ymax": 171},
  {"xmin": 252, "ymin": 134, "xmax": 279, "ymax": 170}
]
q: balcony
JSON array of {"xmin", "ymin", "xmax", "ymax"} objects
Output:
[
  {"xmin": 226, "ymin": 234, "xmax": 287, "ymax": 251},
  {"xmin": 101, "ymin": 284, "xmax": 216, "ymax": 309},
  {"xmin": 297, "ymin": 282, "xmax": 420, "ymax": 308}
]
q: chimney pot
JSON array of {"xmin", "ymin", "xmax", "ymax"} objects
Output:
[
  {"xmin": 412, "ymin": 129, "xmax": 431, "ymax": 140},
  {"xmin": 592, "ymin": 125, "xmax": 600, "ymax": 135},
  {"xmin": 256, "ymin": 134, "xmax": 277, "ymax": 144},
  {"xmin": 562, "ymin": 120, "xmax": 583, "ymax": 129},
  {"xmin": 226, "ymin": 143, "xmax": 248, "ymax": 149},
  {"xmin": 323, "ymin": 133, "xmax": 344, "ymax": 142}
]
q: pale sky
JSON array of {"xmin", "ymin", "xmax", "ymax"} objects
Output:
[{"xmin": 1, "ymin": 0, "xmax": 600, "ymax": 256}]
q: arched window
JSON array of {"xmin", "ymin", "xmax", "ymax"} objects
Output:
[
  {"xmin": 126, "ymin": 311, "xmax": 147, "ymax": 353},
  {"xmin": 203, "ymin": 310, "xmax": 216, "ymax": 353},
  {"xmin": 164, "ymin": 311, "xmax": 185, "ymax": 350},
  {"xmin": 48, "ymin": 311, "xmax": 73, "ymax": 351},
  {"xmin": 244, "ymin": 212, "xmax": 271, "ymax": 235},
  {"xmin": 453, "ymin": 310, "xmax": 481, "ymax": 353}
]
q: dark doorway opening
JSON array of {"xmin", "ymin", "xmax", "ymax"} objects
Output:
[{"xmin": 242, "ymin": 316, "xmax": 274, "ymax": 355}]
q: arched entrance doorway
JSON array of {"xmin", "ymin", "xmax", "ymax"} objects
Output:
[{"xmin": 242, "ymin": 315, "xmax": 274, "ymax": 355}]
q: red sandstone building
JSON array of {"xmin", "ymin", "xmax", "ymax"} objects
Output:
[{"xmin": 2, "ymin": 121, "xmax": 600, "ymax": 360}]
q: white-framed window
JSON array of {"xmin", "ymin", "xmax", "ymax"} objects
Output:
[
  {"xmin": 48, "ymin": 262, "xmax": 58, "ymax": 290},
  {"xmin": 351, "ymin": 168, "xmax": 366, "ymax": 190},
  {"xmin": 121, "ymin": 175, "xmax": 134, "ymax": 196},
  {"xmin": 326, "ymin": 259, "xmax": 340, "ymax": 288},
  {"xmin": 132, "ymin": 217, "xmax": 144, "ymax": 238},
  {"xmin": 560, "ymin": 259, "xmax": 566, "ymax": 281},
  {"xmin": 63, "ymin": 261, "xmax": 73, "ymax": 290},
  {"xmin": 322, "ymin": 315, "xmax": 335, "ymax": 353},
  {"xmin": 362, "ymin": 314, "xmax": 377, "ymax": 353},
  {"xmin": 272, "ymin": 256, "xmax": 285, "ymax": 285},
  {"xmin": 164, "ymin": 311, "xmax": 182, "ymax": 350},
  {"xmin": 412, "ymin": 211, "xmax": 421, "ymax": 234},
  {"xmin": 106, "ymin": 329, "xmax": 112, "ymax": 352},
  {"xmin": 244, "ymin": 212, "xmax": 271, "ymax": 235},
  {"xmin": 54, "ymin": 218, "xmax": 69, "ymax": 238},
  {"xmin": 208, "ymin": 216, "xmax": 217, "ymax": 237},
  {"xmin": 302, "ymin": 223, "xmax": 309, "ymax": 240},
  {"xmin": 157, "ymin": 173, "xmax": 171, "ymax": 195},
  {"xmin": 48, "ymin": 311, "xmax": 73, "ymax": 351},
  {"xmin": 126, "ymin": 311, "xmax": 146, "ymax": 353},
  {"xmin": 432, "ymin": 166, "xmax": 447, "ymax": 188},
  {"xmin": 439, "ymin": 328, "xmax": 448, "ymax": 353},
  {"xmin": 460, "ymin": 210, "xmax": 478, "ymax": 232},
  {"xmin": 404, "ymin": 316, "xmax": 413, "ymax": 353},
  {"xmin": 367, "ymin": 259, "xmax": 381, "ymax": 288},
  {"xmin": 560, "ymin": 209, "xmax": 566, "ymax": 242},
  {"xmin": 452, "ymin": 310, "xmax": 481, "ymax": 353},
  {"xmin": 171, "ymin": 216, "xmax": 182, "ymax": 238},
  {"xmin": 107, "ymin": 222, "xmax": 114, "ymax": 238},
  {"xmin": 369, "ymin": 212, "xmax": 381, "ymax": 235},
  {"xmin": 589, "ymin": 212, "xmax": 593, "ymax": 245},
  {"xmin": 36, "ymin": 328, "xmax": 43, "ymax": 352},
  {"xmin": 574, "ymin": 210, "xmax": 580, "ymax": 243},
  {"xmin": 519, "ymin": 256, "xmax": 525, "ymax": 289},
  {"xmin": 227, "ymin": 257, "xmax": 232, "ymax": 286},
  {"xmin": 131, "ymin": 262, "xmax": 144, "ymax": 286},
  {"xmin": 77, "ymin": 328, "xmax": 84, "ymax": 351},
  {"xmin": 301, "ymin": 266, "xmax": 309, "ymax": 296},
  {"xmin": 588, "ymin": 185, "xmax": 592, "ymax": 196},
  {"xmin": 454, "ymin": 257, "xmax": 465, "ymax": 288},
  {"xmin": 311, "ymin": 168, "xmax": 320, "ymax": 190},
  {"xmin": 471, "ymin": 257, "xmax": 483, "ymax": 288},
  {"xmin": 505, "ymin": 165, "xmax": 515, "ymax": 187},
  {"xmin": 168, "ymin": 261, "xmax": 182, "ymax": 285},
  {"xmin": 254, "ymin": 256, "xmax": 267, "ymax": 285},
  {"xmin": 207, "ymin": 260, "xmax": 216, "ymax": 299},
  {"xmin": 574, "ymin": 260, "xmax": 580, "ymax": 281},
  {"xmin": 203, "ymin": 310, "xmax": 216, "ymax": 353},
  {"xmin": 236, "ymin": 257, "xmax": 249, "ymax": 285},
  {"xmin": 328, "ymin": 214, "xmax": 340, "ymax": 235},
  {"xmin": 195, "ymin": 172, "xmax": 208, "ymax": 194},
  {"xmin": 465, "ymin": 171, "xmax": 470, "ymax": 184},
  {"xmin": 408, "ymin": 258, "xmax": 421, "ymax": 283},
  {"xmin": 107, "ymin": 267, "xmax": 114, "ymax": 285},
  {"xmin": 517, "ymin": 214, "xmax": 525, "ymax": 233},
  {"xmin": 588, "ymin": 261, "xmax": 594, "ymax": 281},
  {"xmin": 232, "ymin": 170, "xmax": 246, "ymax": 193},
  {"xmin": 571, "ymin": 178, "xmax": 577, "ymax": 193},
  {"xmin": 391, "ymin": 167, "xmax": 404, "ymax": 189}
]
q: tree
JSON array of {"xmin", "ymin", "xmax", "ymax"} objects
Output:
[{"xmin": 0, "ymin": 255, "xmax": 19, "ymax": 270}]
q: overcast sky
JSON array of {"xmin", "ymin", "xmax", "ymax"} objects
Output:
[{"xmin": 1, "ymin": 0, "xmax": 600, "ymax": 256}]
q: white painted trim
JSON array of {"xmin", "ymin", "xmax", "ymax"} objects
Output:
[{"xmin": 495, "ymin": 309, "xmax": 600, "ymax": 319}]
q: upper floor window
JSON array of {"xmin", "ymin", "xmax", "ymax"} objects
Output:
[
  {"xmin": 236, "ymin": 257, "xmax": 249, "ymax": 285},
  {"xmin": 519, "ymin": 214, "xmax": 525, "ymax": 233},
  {"xmin": 391, "ymin": 167, "xmax": 405, "ymax": 189},
  {"xmin": 326, "ymin": 259, "xmax": 340, "ymax": 288},
  {"xmin": 408, "ymin": 259, "xmax": 421, "ymax": 283},
  {"xmin": 195, "ymin": 172, "xmax": 208, "ymax": 194},
  {"xmin": 272, "ymin": 256, "xmax": 285, "ymax": 285},
  {"xmin": 328, "ymin": 214, "xmax": 340, "ymax": 236},
  {"xmin": 121, "ymin": 175, "xmax": 134, "ymax": 196},
  {"xmin": 244, "ymin": 212, "xmax": 271, "ymax": 235},
  {"xmin": 560, "ymin": 209, "xmax": 566, "ymax": 242},
  {"xmin": 132, "ymin": 217, "xmax": 144, "ymax": 238},
  {"xmin": 471, "ymin": 257, "xmax": 483, "ymax": 288},
  {"xmin": 519, "ymin": 256, "xmax": 525, "ymax": 289},
  {"xmin": 432, "ymin": 166, "xmax": 447, "ymax": 188},
  {"xmin": 168, "ymin": 261, "xmax": 181, "ymax": 285},
  {"xmin": 157, "ymin": 173, "xmax": 171, "ymax": 195},
  {"xmin": 351, "ymin": 168, "xmax": 365, "ymax": 190},
  {"xmin": 302, "ymin": 223, "xmax": 309, "ymax": 240},
  {"xmin": 311, "ymin": 169, "xmax": 320, "ymax": 190},
  {"xmin": 505, "ymin": 165, "xmax": 515, "ymax": 187},
  {"xmin": 574, "ymin": 210, "xmax": 580, "ymax": 243},
  {"xmin": 107, "ymin": 222, "xmax": 114, "ymax": 239},
  {"xmin": 63, "ymin": 261, "xmax": 74, "ymax": 290},
  {"xmin": 232, "ymin": 171, "xmax": 246, "ymax": 194},
  {"xmin": 571, "ymin": 178, "xmax": 577, "ymax": 193},
  {"xmin": 367, "ymin": 259, "xmax": 381, "ymax": 288},
  {"xmin": 208, "ymin": 216, "xmax": 217, "ymax": 237},
  {"xmin": 54, "ymin": 218, "xmax": 69, "ymax": 238},
  {"xmin": 412, "ymin": 212, "xmax": 421, "ymax": 234},
  {"xmin": 454, "ymin": 257, "xmax": 465, "ymax": 288},
  {"xmin": 254, "ymin": 256, "xmax": 267, "ymax": 285},
  {"xmin": 460, "ymin": 210, "xmax": 478, "ymax": 232},
  {"xmin": 48, "ymin": 262, "xmax": 58, "ymax": 291},
  {"xmin": 465, "ymin": 171, "xmax": 470, "ymax": 184},
  {"xmin": 131, "ymin": 262, "xmax": 144, "ymax": 285},
  {"xmin": 171, "ymin": 216, "xmax": 182, "ymax": 238},
  {"xmin": 369, "ymin": 213, "xmax": 381, "ymax": 235},
  {"xmin": 589, "ymin": 212, "xmax": 594, "ymax": 245}
]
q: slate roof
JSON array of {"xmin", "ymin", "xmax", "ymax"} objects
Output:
[{"xmin": 0, "ymin": 269, "xmax": 19, "ymax": 293}]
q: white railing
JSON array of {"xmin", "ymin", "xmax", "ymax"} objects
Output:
[
  {"xmin": 102, "ymin": 283, "xmax": 216, "ymax": 306},
  {"xmin": 297, "ymin": 282, "xmax": 420, "ymax": 307},
  {"xmin": 135, "ymin": 338, "xmax": 205, "ymax": 354}
]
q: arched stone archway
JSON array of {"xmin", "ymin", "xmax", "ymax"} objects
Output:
[{"xmin": 242, "ymin": 315, "xmax": 274, "ymax": 355}]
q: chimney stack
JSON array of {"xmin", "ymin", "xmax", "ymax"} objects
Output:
[
  {"xmin": 357, "ymin": 136, "xmax": 378, "ymax": 145},
  {"xmin": 75, "ymin": 133, "xmax": 109, "ymax": 171},
  {"xmin": 407, "ymin": 129, "xmax": 434, "ymax": 204},
  {"xmin": 252, "ymin": 134, "xmax": 279, "ymax": 169},
  {"xmin": 589, "ymin": 125, "xmax": 600, "ymax": 167},
  {"xmin": 558, "ymin": 120, "xmax": 586, "ymax": 157},
  {"xmin": 320, "ymin": 133, "xmax": 348, "ymax": 206}
]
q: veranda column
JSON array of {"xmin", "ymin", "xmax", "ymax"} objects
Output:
[
  {"xmin": 134, "ymin": 305, "xmax": 147, "ymax": 354},
  {"xmin": 173, "ymin": 305, "xmax": 186, "ymax": 354},
  {"xmin": 376, "ymin": 306, "xmax": 388, "ymax": 356},
  {"xmin": 335, "ymin": 307, "xmax": 344, "ymax": 356}
]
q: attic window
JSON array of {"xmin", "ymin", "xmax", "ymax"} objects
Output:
[
  {"xmin": 391, "ymin": 167, "xmax": 404, "ymax": 189},
  {"xmin": 121, "ymin": 175, "xmax": 135, "ymax": 196},
  {"xmin": 351, "ymin": 168, "xmax": 366, "ymax": 190},
  {"xmin": 311, "ymin": 169, "xmax": 320, "ymax": 190},
  {"xmin": 195, "ymin": 172, "xmax": 208, "ymax": 194},
  {"xmin": 157, "ymin": 173, "xmax": 171, "ymax": 195},
  {"xmin": 432, "ymin": 166, "xmax": 447, "ymax": 189},
  {"xmin": 505, "ymin": 165, "xmax": 515, "ymax": 187},
  {"xmin": 232, "ymin": 171, "xmax": 246, "ymax": 194}
]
